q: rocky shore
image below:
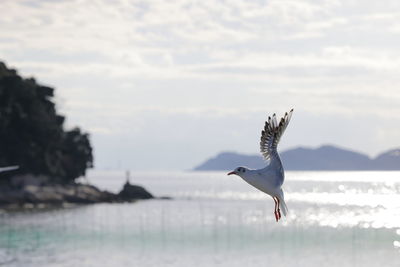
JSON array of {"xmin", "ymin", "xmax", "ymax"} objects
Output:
[{"xmin": 0, "ymin": 174, "xmax": 160, "ymax": 210}]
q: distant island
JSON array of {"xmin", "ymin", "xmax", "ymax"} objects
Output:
[
  {"xmin": 0, "ymin": 61, "xmax": 156, "ymax": 209},
  {"xmin": 193, "ymin": 145, "xmax": 400, "ymax": 171}
]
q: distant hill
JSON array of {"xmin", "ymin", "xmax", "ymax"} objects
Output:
[{"xmin": 193, "ymin": 145, "xmax": 400, "ymax": 171}]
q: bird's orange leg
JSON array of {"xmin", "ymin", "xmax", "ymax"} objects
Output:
[
  {"xmin": 273, "ymin": 197, "xmax": 279, "ymax": 222},
  {"xmin": 276, "ymin": 197, "xmax": 281, "ymax": 220}
]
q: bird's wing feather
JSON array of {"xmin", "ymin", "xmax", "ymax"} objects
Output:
[{"xmin": 260, "ymin": 109, "xmax": 293, "ymax": 161}]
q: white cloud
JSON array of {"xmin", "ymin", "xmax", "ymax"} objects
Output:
[{"xmin": 1, "ymin": 0, "xmax": 400, "ymax": 169}]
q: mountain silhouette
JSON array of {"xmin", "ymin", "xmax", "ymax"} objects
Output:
[{"xmin": 193, "ymin": 145, "xmax": 400, "ymax": 171}]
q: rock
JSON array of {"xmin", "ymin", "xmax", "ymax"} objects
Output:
[
  {"xmin": 0, "ymin": 190, "xmax": 25, "ymax": 205},
  {"xmin": 118, "ymin": 181, "xmax": 154, "ymax": 201},
  {"xmin": 75, "ymin": 184, "xmax": 104, "ymax": 203},
  {"xmin": 10, "ymin": 174, "xmax": 49, "ymax": 188},
  {"xmin": 61, "ymin": 184, "xmax": 115, "ymax": 203},
  {"xmin": 157, "ymin": 196, "xmax": 172, "ymax": 200},
  {"xmin": 22, "ymin": 185, "xmax": 64, "ymax": 204},
  {"xmin": 0, "ymin": 174, "xmax": 163, "ymax": 209}
]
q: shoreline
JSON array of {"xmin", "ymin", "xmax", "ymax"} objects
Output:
[{"xmin": 0, "ymin": 176, "xmax": 166, "ymax": 211}]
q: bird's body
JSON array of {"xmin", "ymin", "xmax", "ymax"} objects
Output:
[
  {"xmin": 228, "ymin": 109, "xmax": 293, "ymax": 221},
  {"xmin": 240, "ymin": 165, "xmax": 283, "ymax": 198}
]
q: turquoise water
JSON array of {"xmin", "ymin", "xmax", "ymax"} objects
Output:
[{"xmin": 1, "ymin": 171, "xmax": 400, "ymax": 266}]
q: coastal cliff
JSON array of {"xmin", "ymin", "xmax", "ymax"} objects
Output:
[{"xmin": 0, "ymin": 61, "xmax": 159, "ymax": 209}]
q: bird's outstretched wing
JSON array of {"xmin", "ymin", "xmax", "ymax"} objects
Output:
[{"xmin": 260, "ymin": 109, "xmax": 293, "ymax": 161}]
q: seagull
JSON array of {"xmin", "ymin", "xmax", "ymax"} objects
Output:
[
  {"xmin": 0, "ymin": 165, "xmax": 19, "ymax": 173},
  {"xmin": 228, "ymin": 109, "xmax": 293, "ymax": 222}
]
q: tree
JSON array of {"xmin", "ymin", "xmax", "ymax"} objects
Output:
[{"xmin": 0, "ymin": 61, "xmax": 93, "ymax": 183}]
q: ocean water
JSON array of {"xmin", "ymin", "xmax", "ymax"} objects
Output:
[{"xmin": 1, "ymin": 171, "xmax": 400, "ymax": 267}]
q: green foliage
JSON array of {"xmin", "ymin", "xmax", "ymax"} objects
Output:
[{"xmin": 0, "ymin": 61, "xmax": 93, "ymax": 183}]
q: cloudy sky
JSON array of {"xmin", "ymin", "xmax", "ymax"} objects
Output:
[{"xmin": 1, "ymin": 0, "xmax": 400, "ymax": 170}]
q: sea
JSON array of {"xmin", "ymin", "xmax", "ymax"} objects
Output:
[{"xmin": 0, "ymin": 170, "xmax": 400, "ymax": 267}]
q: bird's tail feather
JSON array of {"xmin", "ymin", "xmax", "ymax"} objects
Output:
[
  {"xmin": 280, "ymin": 198, "xmax": 288, "ymax": 217},
  {"xmin": 277, "ymin": 193, "xmax": 288, "ymax": 217}
]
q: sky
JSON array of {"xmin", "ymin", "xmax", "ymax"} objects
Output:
[{"xmin": 1, "ymin": 0, "xmax": 400, "ymax": 170}]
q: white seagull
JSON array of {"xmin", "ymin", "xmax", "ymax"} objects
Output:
[{"xmin": 228, "ymin": 109, "xmax": 293, "ymax": 222}]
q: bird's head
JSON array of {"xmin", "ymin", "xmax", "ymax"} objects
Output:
[{"xmin": 227, "ymin": 167, "xmax": 248, "ymax": 177}]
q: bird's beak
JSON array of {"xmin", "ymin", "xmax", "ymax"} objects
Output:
[{"xmin": 227, "ymin": 171, "xmax": 236, "ymax": 176}]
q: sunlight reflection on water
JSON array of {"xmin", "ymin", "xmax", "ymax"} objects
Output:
[{"xmin": 0, "ymin": 171, "xmax": 399, "ymax": 267}]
